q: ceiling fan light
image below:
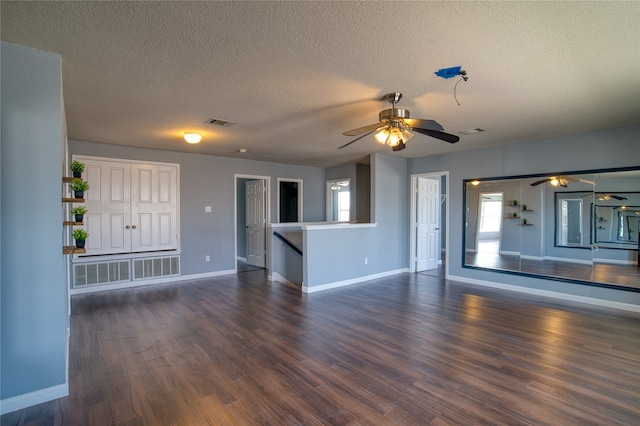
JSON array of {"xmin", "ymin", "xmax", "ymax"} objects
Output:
[
  {"xmin": 386, "ymin": 128, "xmax": 403, "ymax": 147},
  {"xmin": 374, "ymin": 128, "xmax": 390, "ymax": 144},
  {"xmin": 550, "ymin": 178, "xmax": 559, "ymax": 186},
  {"xmin": 401, "ymin": 128, "xmax": 413, "ymax": 142}
]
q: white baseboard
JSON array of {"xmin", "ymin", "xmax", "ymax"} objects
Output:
[
  {"xmin": 236, "ymin": 256, "xmax": 247, "ymax": 263},
  {"xmin": 594, "ymin": 258, "xmax": 636, "ymax": 266},
  {"xmin": 1, "ymin": 383, "xmax": 68, "ymax": 415},
  {"xmin": 70, "ymin": 269, "xmax": 236, "ymax": 295},
  {"xmin": 268, "ymin": 272, "xmax": 300, "ymax": 287},
  {"xmin": 448, "ymin": 274, "xmax": 640, "ymax": 313},
  {"xmin": 543, "ymin": 256, "xmax": 593, "ymax": 265},
  {"xmin": 520, "ymin": 254, "xmax": 544, "ymax": 261},
  {"xmin": 303, "ymin": 269, "xmax": 409, "ymax": 294}
]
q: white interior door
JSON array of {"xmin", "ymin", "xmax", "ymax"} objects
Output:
[
  {"xmin": 416, "ymin": 177, "xmax": 440, "ymax": 271},
  {"xmin": 83, "ymin": 160, "xmax": 131, "ymax": 254},
  {"xmin": 130, "ymin": 164, "xmax": 178, "ymax": 252},
  {"xmin": 246, "ymin": 179, "xmax": 266, "ymax": 267}
]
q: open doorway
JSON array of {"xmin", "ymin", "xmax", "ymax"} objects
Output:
[
  {"xmin": 235, "ymin": 175, "xmax": 270, "ymax": 272},
  {"xmin": 277, "ymin": 178, "xmax": 302, "ymax": 223},
  {"xmin": 410, "ymin": 172, "xmax": 448, "ymax": 277}
]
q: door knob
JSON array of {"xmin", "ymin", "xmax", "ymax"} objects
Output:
[
  {"xmin": 132, "ymin": 225, "xmax": 137, "ymax": 229},
  {"xmin": 435, "ymin": 227, "xmax": 440, "ymax": 231},
  {"xmin": 125, "ymin": 225, "xmax": 131, "ymax": 229}
]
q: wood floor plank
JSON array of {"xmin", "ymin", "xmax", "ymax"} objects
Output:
[{"xmin": 2, "ymin": 270, "xmax": 640, "ymax": 425}]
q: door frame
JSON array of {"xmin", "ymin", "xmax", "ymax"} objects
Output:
[
  {"xmin": 409, "ymin": 172, "xmax": 449, "ymax": 275},
  {"xmin": 234, "ymin": 174, "xmax": 270, "ymax": 271}
]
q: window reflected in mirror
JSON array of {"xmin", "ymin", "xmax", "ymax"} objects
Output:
[
  {"xmin": 558, "ymin": 198, "xmax": 583, "ymax": 246},
  {"xmin": 477, "ymin": 193, "xmax": 503, "ymax": 254}
]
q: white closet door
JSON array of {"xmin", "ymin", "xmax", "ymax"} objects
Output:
[
  {"xmin": 83, "ymin": 160, "xmax": 132, "ymax": 254},
  {"xmin": 130, "ymin": 164, "xmax": 178, "ymax": 252}
]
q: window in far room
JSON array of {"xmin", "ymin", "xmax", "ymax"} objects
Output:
[{"xmin": 326, "ymin": 178, "xmax": 350, "ymax": 222}]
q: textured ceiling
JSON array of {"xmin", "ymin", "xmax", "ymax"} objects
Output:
[{"xmin": 2, "ymin": 1, "xmax": 639, "ymax": 168}]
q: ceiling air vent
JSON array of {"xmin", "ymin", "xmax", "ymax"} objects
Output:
[
  {"xmin": 458, "ymin": 127, "xmax": 486, "ymax": 135},
  {"xmin": 206, "ymin": 117, "xmax": 236, "ymax": 127}
]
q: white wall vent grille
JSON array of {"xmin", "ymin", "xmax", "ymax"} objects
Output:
[
  {"xmin": 133, "ymin": 256, "xmax": 180, "ymax": 280},
  {"xmin": 73, "ymin": 261, "xmax": 130, "ymax": 287},
  {"xmin": 73, "ymin": 255, "xmax": 179, "ymax": 289}
]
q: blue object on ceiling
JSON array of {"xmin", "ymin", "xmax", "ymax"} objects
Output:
[{"xmin": 435, "ymin": 66, "xmax": 462, "ymax": 79}]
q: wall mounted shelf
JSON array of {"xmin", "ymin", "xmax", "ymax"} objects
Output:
[{"xmin": 63, "ymin": 246, "xmax": 86, "ymax": 254}]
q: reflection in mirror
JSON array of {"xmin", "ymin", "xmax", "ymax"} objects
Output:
[
  {"xmin": 465, "ymin": 180, "xmax": 522, "ymax": 273},
  {"xmin": 326, "ymin": 178, "xmax": 350, "ymax": 222},
  {"xmin": 617, "ymin": 208, "xmax": 640, "ymax": 242},
  {"xmin": 464, "ymin": 167, "xmax": 640, "ymax": 292}
]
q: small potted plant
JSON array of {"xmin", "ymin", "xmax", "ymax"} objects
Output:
[
  {"xmin": 513, "ymin": 212, "xmax": 518, "ymax": 218},
  {"xmin": 513, "ymin": 200, "xmax": 518, "ymax": 206},
  {"xmin": 71, "ymin": 206, "xmax": 88, "ymax": 223},
  {"xmin": 522, "ymin": 204, "xmax": 527, "ymax": 211},
  {"xmin": 522, "ymin": 218, "xmax": 528, "ymax": 225},
  {"xmin": 70, "ymin": 160, "xmax": 85, "ymax": 178},
  {"xmin": 72, "ymin": 228, "xmax": 89, "ymax": 249},
  {"xmin": 70, "ymin": 179, "xmax": 90, "ymax": 198}
]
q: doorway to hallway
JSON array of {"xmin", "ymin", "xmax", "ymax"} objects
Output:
[
  {"xmin": 235, "ymin": 175, "xmax": 270, "ymax": 272},
  {"xmin": 410, "ymin": 172, "xmax": 449, "ymax": 278}
]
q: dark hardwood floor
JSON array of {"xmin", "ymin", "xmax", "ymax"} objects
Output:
[{"xmin": 3, "ymin": 271, "xmax": 640, "ymax": 425}]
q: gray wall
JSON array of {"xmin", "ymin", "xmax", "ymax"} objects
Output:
[
  {"xmin": 304, "ymin": 154, "xmax": 408, "ymax": 287},
  {"xmin": 1, "ymin": 43, "xmax": 68, "ymax": 403},
  {"xmin": 68, "ymin": 140, "xmax": 326, "ymax": 275},
  {"xmin": 409, "ymin": 124, "xmax": 640, "ymax": 306}
]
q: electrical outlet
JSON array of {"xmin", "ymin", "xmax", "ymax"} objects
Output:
[
  {"xmin": 205, "ymin": 255, "xmax": 210, "ymax": 262},
  {"xmin": 364, "ymin": 257, "xmax": 368, "ymax": 265},
  {"xmin": 205, "ymin": 206, "xmax": 212, "ymax": 213}
]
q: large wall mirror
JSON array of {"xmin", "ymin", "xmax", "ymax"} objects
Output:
[{"xmin": 463, "ymin": 167, "xmax": 640, "ymax": 292}]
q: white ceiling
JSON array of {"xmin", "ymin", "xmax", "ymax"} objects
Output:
[{"xmin": 2, "ymin": 1, "xmax": 639, "ymax": 168}]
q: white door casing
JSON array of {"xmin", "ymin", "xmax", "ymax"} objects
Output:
[
  {"xmin": 416, "ymin": 176, "xmax": 440, "ymax": 271},
  {"xmin": 246, "ymin": 179, "xmax": 266, "ymax": 267}
]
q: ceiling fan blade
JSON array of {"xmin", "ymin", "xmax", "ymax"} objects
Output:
[
  {"xmin": 342, "ymin": 122, "xmax": 383, "ymax": 136},
  {"xmin": 338, "ymin": 130, "xmax": 375, "ymax": 149},
  {"xmin": 530, "ymin": 178, "xmax": 552, "ymax": 186},
  {"xmin": 403, "ymin": 118, "xmax": 444, "ymax": 131},
  {"xmin": 611, "ymin": 195, "xmax": 627, "ymax": 200},
  {"xmin": 411, "ymin": 128, "xmax": 460, "ymax": 144}
]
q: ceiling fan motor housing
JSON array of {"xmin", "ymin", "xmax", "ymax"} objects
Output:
[{"xmin": 379, "ymin": 107, "xmax": 410, "ymax": 122}]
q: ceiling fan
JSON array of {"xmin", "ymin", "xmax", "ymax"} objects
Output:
[
  {"xmin": 339, "ymin": 93, "xmax": 460, "ymax": 151},
  {"xmin": 581, "ymin": 193, "xmax": 628, "ymax": 201},
  {"xmin": 530, "ymin": 175, "xmax": 595, "ymax": 188}
]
